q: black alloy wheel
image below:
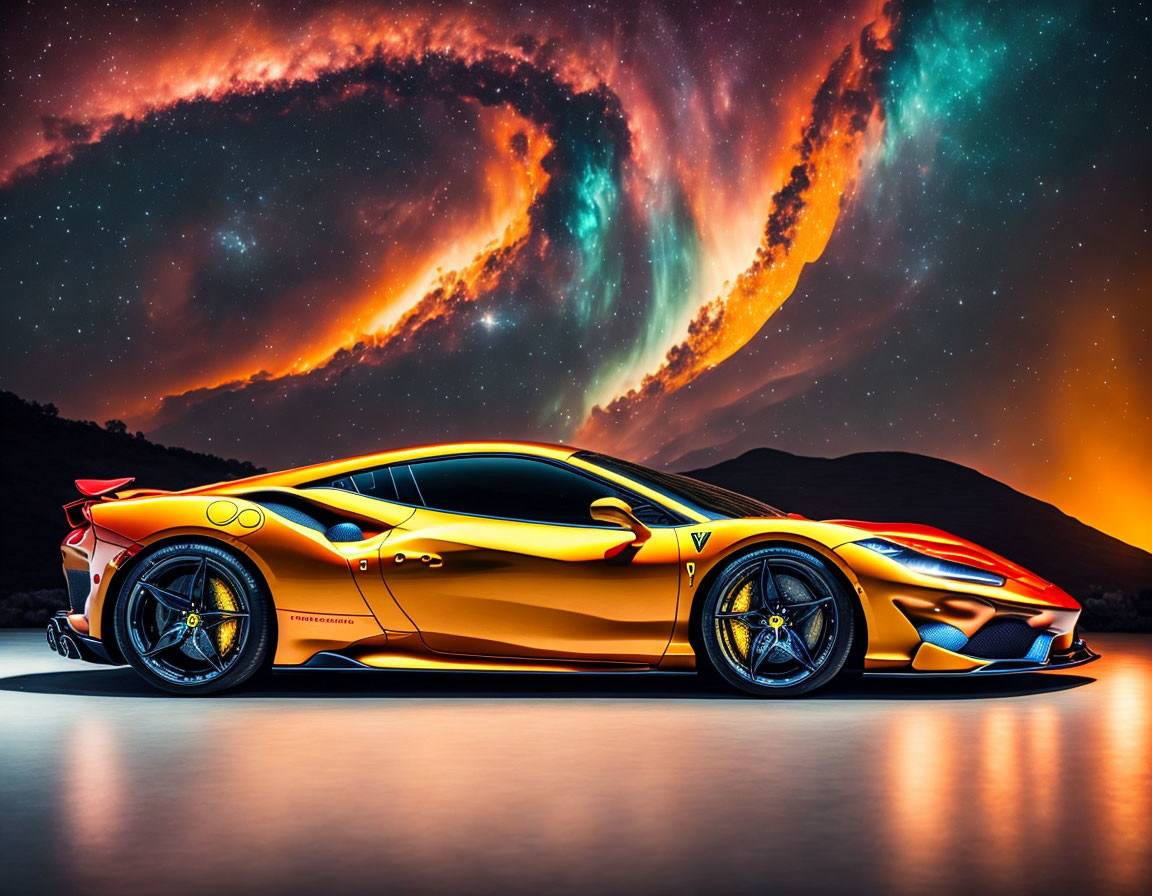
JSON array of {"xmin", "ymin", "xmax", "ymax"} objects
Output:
[
  {"xmin": 701, "ymin": 545, "xmax": 854, "ymax": 696},
  {"xmin": 114, "ymin": 541, "xmax": 271, "ymax": 695}
]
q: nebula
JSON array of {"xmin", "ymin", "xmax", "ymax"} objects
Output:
[
  {"xmin": 1, "ymin": 0, "xmax": 1149, "ymax": 551},
  {"xmin": 578, "ymin": 11, "xmax": 896, "ymax": 449},
  {"xmin": 1, "ymin": 0, "xmax": 891, "ymax": 438}
]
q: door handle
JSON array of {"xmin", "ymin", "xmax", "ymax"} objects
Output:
[{"xmin": 393, "ymin": 551, "xmax": 443, "ymax": 568}]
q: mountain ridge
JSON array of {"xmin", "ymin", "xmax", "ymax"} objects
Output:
[{"xmin": 685, "ymin": 446, "xmax": 1152, "ymax": 599}]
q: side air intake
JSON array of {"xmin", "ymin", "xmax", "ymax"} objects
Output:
[{"xmin": 247, "ymin": 494, "xmax": 369, "ymax": 544}]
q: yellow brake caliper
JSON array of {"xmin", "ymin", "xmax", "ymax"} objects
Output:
[
  {"xmin": 728, "ymin": 581, "xmax": 753, "ymax": 661},
  {"xmin": 209, "ymin": 578, "xmax": 240, "ymax": 655}
]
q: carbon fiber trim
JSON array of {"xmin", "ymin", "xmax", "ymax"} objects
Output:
[{"xmin": 65, "ymin": 568, "xmax": 89, "ymax": 614}]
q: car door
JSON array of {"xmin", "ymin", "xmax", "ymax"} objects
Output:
[{"xmin": 378, "ymin": 454, "xmax": 682, "ymax": 664}]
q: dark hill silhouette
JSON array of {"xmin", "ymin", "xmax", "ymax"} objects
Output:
[
  {"xmin": 685, "ymin": 447, "xmax": 1152, "ymax": 602},
  {"xmin": 1, "ymin": 391, "xmax": 264, "ymax": 608}
]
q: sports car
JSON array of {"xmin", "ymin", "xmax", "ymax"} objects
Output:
[{"xmin": 50, "ymin": 442, "xmax": 1098, "ymax": 695}]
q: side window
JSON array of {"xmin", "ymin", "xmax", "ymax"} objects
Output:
[
  {"xmin": 628, "ymin": 501, "xmax": 678, "ymax": 527},
  {"xmin": 391, "ymin": 465, "xmax": 423, "ymax": 505},
  {"xmin": 309, "ymin": 456, "xmax": 680, "ymax": 524},
  {"xmin": 352, "ymin": 469, "xmax": 397, "ymax": 501},
  {"xmin": 408, "ymin": 456, "xmax": 622, "ymax": 526},
  {"xmin": 326, "ymin": 469, "xmax": 398, "ymax": 502},
  {"xmin": 313, "ymin": 466, "xmax": 420, "ymax": 504}
]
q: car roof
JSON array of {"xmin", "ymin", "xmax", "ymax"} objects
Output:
[{"xmin": 206, "ymin": 441, "xmax": 579, "ymax": 490}]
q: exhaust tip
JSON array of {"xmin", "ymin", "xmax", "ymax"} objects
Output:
[
  {"xmin": 59, "ymin": 634, "xmax": 80, "ymax": 660},
  {"xmin": 46, "ymin": 624, "xmax": 59, "ymax": 652}
]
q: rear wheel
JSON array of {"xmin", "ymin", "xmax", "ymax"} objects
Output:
[
  {"xmin": 700, "ymin": 545, "xmax": 854, "ymax": 697},
  {"xmin": 114, "ymin": 541, "xmax": 271, "ymax": 695}
]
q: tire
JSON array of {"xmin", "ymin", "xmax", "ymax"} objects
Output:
[
  {"xmin": 700, "ymin": 545, "xmax": 854, "ymax": 697},
  {"xmin": 114, "ymin": 541, "xmax": 272, "ymax": 695}
]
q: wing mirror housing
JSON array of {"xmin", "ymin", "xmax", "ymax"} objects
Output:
[{"xmin": 590, "ymin": 497, "xmax": 651, "ymax": 546}]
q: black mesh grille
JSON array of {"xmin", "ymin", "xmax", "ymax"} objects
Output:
[
  {"xmin": 65, "ymin": 568, "xmax": 90, "ymax": 614},
  {"xmin": 964, "ymin": 619, "xmax": 1039, "ymax": 659},
  {"xmin": 258, "ymin": 501, "xmax": 326, "ymax": 532}
]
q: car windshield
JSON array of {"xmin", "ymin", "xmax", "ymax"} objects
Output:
[{"xmin": 573, "ymin": 451, "xmax": 785, "ymax": 520}]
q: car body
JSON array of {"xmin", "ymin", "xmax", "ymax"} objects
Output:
[{"xmin": 51, "ymin": 441, "xmax": 1098, "ymax": 695}]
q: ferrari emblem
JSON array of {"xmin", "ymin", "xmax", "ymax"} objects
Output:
[
  {"xmin": 686, "ymin": 562, "xmax": 696, "ymax": 587},
  {"xmin": 691, "ymin": 531, "xmax": 712, "ymax": 552},
  {"xmin": 768, "ymin": 615, "xmax": 784, "ymax": 629},
  {"xmin": 185, "ymin": 612, "xmax": 201, "ymax": 628}
]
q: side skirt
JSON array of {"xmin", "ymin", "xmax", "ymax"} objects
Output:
[{"xmin": 274, "ymin": 650, "xmax": 692, "ymax": 675}]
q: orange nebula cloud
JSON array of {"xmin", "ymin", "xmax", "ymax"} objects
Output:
[
  {"xmin": 137, "ymin": 106, "xmax": 553, "ymax": 419},
  {"xmin": 1, "ymin": 5, "xmax": 603, "ymax": 187},
  {"xmin": 577, "ymin": 8, "xmax": 897, "ymax": 444}
]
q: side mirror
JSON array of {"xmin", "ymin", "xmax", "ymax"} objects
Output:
[{"xmin": 590, "ymin": 497, "xmax": 651, "ymax": 546}]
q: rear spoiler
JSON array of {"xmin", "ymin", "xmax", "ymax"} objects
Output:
[
  {"xmin": 64, "ymin": 477, "xmax": 168, "ymax": 528},
  {"xmin": 76, "ymin": 477, "xmax": 135, "ymax": 497}
]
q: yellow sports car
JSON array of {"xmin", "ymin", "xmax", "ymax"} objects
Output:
[{"xmin": 51, "ymin": 442, "xmax": 1098, "ymax": 695}]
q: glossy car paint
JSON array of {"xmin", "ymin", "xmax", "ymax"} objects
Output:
[{"xmin": 60, "ymin": 441, "xmax": 1091, "ymax": 675}]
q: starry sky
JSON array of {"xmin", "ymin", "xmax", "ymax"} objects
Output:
[{"xmin": 1, "ymin": 0, "xmax": 1149, "ymax": 551}]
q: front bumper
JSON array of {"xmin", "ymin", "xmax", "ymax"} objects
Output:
[{"xmin": 46, "ymin": 612, "xmax": 117, "ymax": 665}]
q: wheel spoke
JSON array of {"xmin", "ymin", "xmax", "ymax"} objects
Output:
[
  {"xmin": 748, "ymin": 628, "xmax": 779, "ymax": 676},
  {"xmin": 142, "ymin": 622, "xmax": 189, "ymax": 657},
  {"xmin": 747, "ymin": 629, "xmax": 767, "ymax": 677},
  {"xmin": 189, "ymin": 627, "xmax": 225, "ymax": 673},
  {"xmin": 716, "ymin": 610, "xmax": 763, "ymax": 622},
  {"xmin": 786, "ymin": 595, "xmax": 834, "ymax": 627},
  {"xmin": 786, "ymin": 595, "xmax": 834, "ymax": 608},
  {"xmin": 779, "ymin": 627, "xmax": 817, "ymax": 673},
  {"xmin": 191, "ymin": 557, "xmax": 208, "ymax": 609},
  {"xmin": 139, "ymin": 581, "xmax": 192, "ymax": 613},
  {"xmin": 758, "ymin": 560, "xmax": 781, "ymax": 608},
  {"xmin": 199, "ymin": 609, "xmax": 249, "ymax": 629}
]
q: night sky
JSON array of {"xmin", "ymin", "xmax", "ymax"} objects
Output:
[{"xmin": 1, "ymin": 0, "xmax": 1149, "ymax": 550}]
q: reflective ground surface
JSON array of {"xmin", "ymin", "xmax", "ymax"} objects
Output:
[{"xmin": 2, "ymin": 631, "xmax": 1150, "ymax": 895}]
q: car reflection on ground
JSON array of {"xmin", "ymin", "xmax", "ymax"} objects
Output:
[{"xmin": 0, "ymin": 632, "xmax": 1148, "ymax": 895}]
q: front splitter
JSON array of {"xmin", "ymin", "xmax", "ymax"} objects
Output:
[{"xmin": 863, "ymin": 638, "xmax": 1100, "ymax": 677}]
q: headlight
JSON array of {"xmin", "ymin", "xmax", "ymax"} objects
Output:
[{"xmin": 854, "ymin": 538, "xmax": 1006, "ymax": 587}]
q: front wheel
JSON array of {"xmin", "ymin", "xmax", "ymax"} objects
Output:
[
  {"xmin": 114, "ymin": 541, "xmax": 272, "ymax": 695},
  {"xmin": 700, "ymin": 545, "xmax": 854, "ymax": 697}
]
